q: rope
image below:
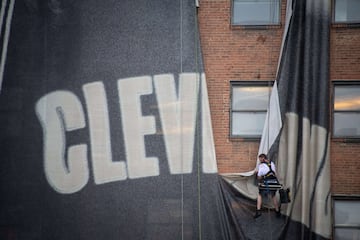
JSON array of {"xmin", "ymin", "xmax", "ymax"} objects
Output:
[
  {"xmin": 179, "ymin": 0, "xmax": 184, "ymax": 237},
  {"xmin": 266, "ymin": 1, "xmax": 279, "ymax": 239},
  {"xmin": 179, "ymin": 1, "xmax": 184, "ymax": 239},
  {"xmin": 193, "ymin": 8, "xmax": 202, "ymax": 240},
  {"xmin": 180, "ymin": 2, "xmax": 202, "ymax": 239},
  {"xmin": 0, "ymin": 0, "xmax": 15, "ymax": 92},
  {"xmin": 191, "ymin": 1, "xmax": 202, "ymax": 239}
]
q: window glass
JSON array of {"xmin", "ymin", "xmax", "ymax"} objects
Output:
[
  {"xmin": 334, "ymin": 86, "xmax": 360, "ymax": 111},
  {"xmin": 232, "ymin": 86, "xmax": 271, "ymax": 110},
  {"xmin": 333, "ymin": 198, "xmax": 360, "ymax": 240},
  {"xmin": 334, "ymin": 201, "xmax": 360, "ymax": 225},
  {"xmin": 231, "ymin": 83, "xmax": 272, "ymax": 137},
  {"xmin": 232, "ymin": 0, "xmax": 280, "ymax": 25},
  {"xmin": 232, "ymin": 112, "xmax": 266, "ymax": 136},
  {"xmin": 334, "ymin": 0, "xmax": 360, "ymax": 23},
  {"xmin": 333, "ymin": 84, "xmax": 360, "ymax": 138},
  {"xmin": 334, "ymin": 228, "xmax": 360, "ymax": 240},
  {"xmin": 333, "ymin": 113, "xmax": 360, "ymax": 137}
]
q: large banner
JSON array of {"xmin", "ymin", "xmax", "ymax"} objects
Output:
[
  {"xmin": 275, "ymin": 0, "xmax": 332, "ymax": 238},
  {"xmin": 0, "ymin": 1, "xmax": 234, "ymax": 239},
  {"xmin": 0, "ymin": 0, "xmax": 333, "ymax": 239}
]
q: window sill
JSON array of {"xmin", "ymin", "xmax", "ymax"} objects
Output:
[
  {"xmin": 332, "ymin": 22, "xmax": 360, "ymax": 28},
  {"xmin": 231, "ymin": 24, "xmax": 282, "ymax": 30},
  {"xmin": 331, "ymin": 138, "xmax": 360, "ymax": 143},
  {"xmin": 332, "ymin": 194, "xmax": 360, "ymax": 200},
  {"xmin": 229, "ymin": 137, "xmax": 260, "ymax": 142}
]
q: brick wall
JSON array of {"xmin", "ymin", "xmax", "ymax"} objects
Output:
[
  {"xmin": 330, "ymin": 26, "xmax": 360, "ymax": 195},
  {"xmin": 331, "ymin": 27, "xmax": 360, "ymax": 80},
  {"xmin": 198, "ymin": 0, "xmax": 360, "ymax": 195}
]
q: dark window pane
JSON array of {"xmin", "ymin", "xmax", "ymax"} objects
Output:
[
  {"xmin": 334, "ymin": 0, "xmax": 360, "ymax": 23},
  {"xmin": 334, "ymin": 228, "xmax": 360, "ymax": 240},
  {"xmin": 232, "ymin": 0, "xmax": 280, "ymax": 25},
  {"xmin": 334, "ymin": 200, "xmax": 360, "ymax": 225},
  {"xmin": 333, "ymin": 112, "xmax": 360, "ymax": 137}
]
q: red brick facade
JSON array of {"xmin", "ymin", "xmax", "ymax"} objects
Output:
[{"xmin": 198, "ymin": 0, "xmax": 360, "ymax": 195}]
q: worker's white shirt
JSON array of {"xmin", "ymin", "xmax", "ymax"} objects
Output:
[{"xmin": 257, "ymin": 162, "xmax": 276, "ymax": 177}]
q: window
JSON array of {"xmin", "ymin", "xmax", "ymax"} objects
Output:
[
  {"xmin": 333, "ymin": 196, "xmax": 360, "ymax": 240},
  {"xmin": 333, "ymin": 0, "xmax": 360, "ymax": 24},
  {"xmin": 231, "ymin": 82, "xmax": 273, "ymax": 138},
  {"xmin": 333, "ymin": 83, "xmax": 360, "ymax": 138},
  {"xmin": 232, "ymin": 0, "xmax": 281, "ymax": 26}
]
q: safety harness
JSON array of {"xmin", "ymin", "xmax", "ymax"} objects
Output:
[
  {"xmin": 263, "ymin": 162, "xmax": 277, "ymax": 180},
  {"xmin": 259, "ymin": 162, "xmax": 281, "ymax": 190},
  {"xmin": 258, "ymin": 162, "xmax": 291, "ymax": 203}
]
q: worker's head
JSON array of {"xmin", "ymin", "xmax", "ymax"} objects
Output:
[{"xmin": 258, "ymin": 153, "xmax": 267, "ymax": 163}]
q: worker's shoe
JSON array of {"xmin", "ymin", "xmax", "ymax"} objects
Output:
[
  {"xmin": 275, "ymin": 209, "xmax": 281, "ymax": 218},
  {"xmin": 254, "ymin": 210, "xmax": 262, "ymax": 219}
]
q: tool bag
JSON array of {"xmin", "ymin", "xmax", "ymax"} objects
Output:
[{"xmin": 279, "ymin": 188, "xmax": 291, "ymax": 203}]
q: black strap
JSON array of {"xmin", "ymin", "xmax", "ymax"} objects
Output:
[{"xmin": 264, "ymin": 162, "xmax": 276, "ymax": 178}]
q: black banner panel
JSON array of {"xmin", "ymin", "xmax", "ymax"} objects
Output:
[{"xmin": 0, "ymin": 1, "xmax": 232, "ymax": 239}]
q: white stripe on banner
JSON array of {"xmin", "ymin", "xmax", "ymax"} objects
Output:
[
  {"xmin": 256, "ymin": 0, "xmax": 293, "ymax": 169},
  {"xmin": 238, "ymin": 81, "xmax": 282, "ymax": 177},
  {"xmin": 0, "ymin": 0, "xmax": 15, "ymax": 92},
  {"xmin": 256, "ymin": 81, "xmax": 282, "ymax": 169},
  {"xmin": 0, "ymin": 0, "xmax": 8, "ymax": 31}
]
